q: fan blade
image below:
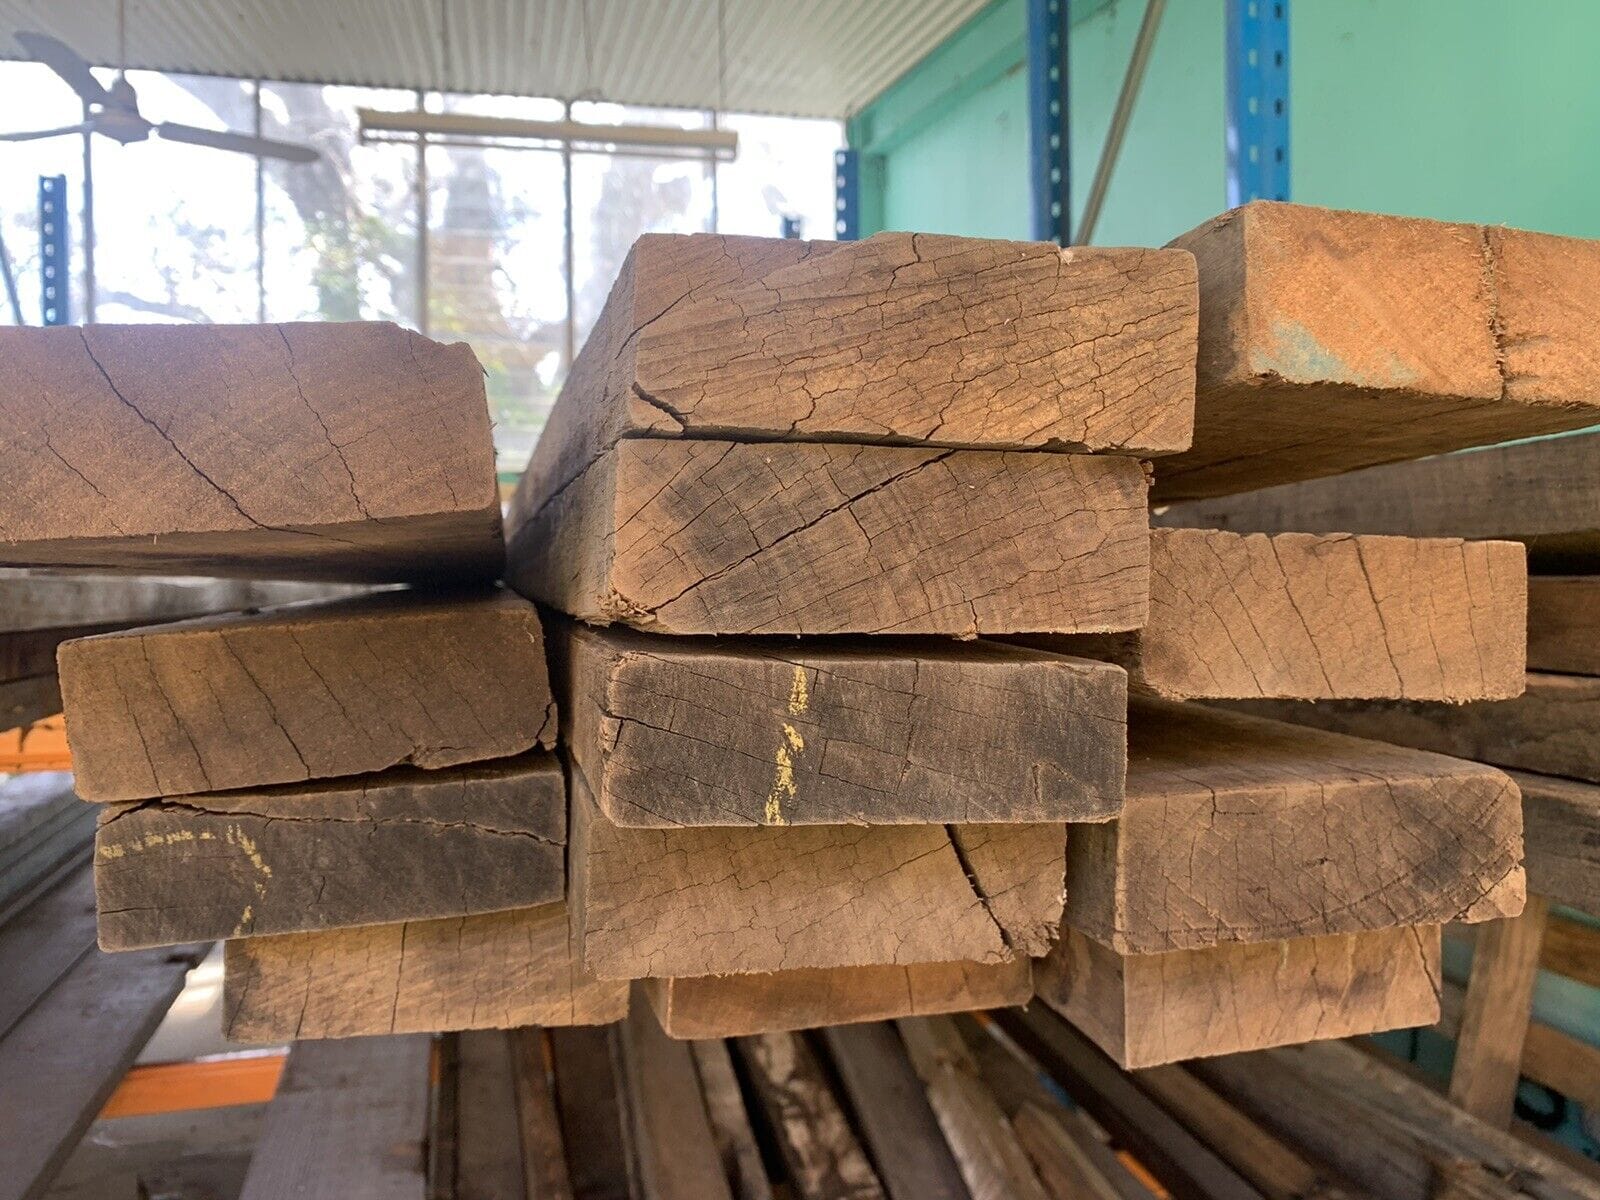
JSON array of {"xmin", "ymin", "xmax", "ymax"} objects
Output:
[
  {"xmin": 155, "ymin": 121, "xmax": 319, "ymax": 162},
  {"xmin": 0, "ymin": 122, "xmax": 92, "ymax": 142},
  {"xmin": 15, "ymin": 32, "xmax": 112, "ymax": 106}
]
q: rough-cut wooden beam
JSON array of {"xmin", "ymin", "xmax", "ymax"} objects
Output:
[
  {"xmin": 1230, "ymin": 673, "xmax": 1600, "ymax": 785},
  {"xmin": 454, "ymin": 1030, "xmax": 532, "ymax": 1200},
  {"xmin": 508, "ymin": 439, "xmax": 1150, "ymax": 637},
  {"xmin": 507, "ymin": 1028, "xmax": 575, "ymax": 1200},
  {"xmin": 1448, "ymin": 897, "xmax": 1550, "ymax": 1128},
  {"xmin": 1066, "ymin": 702, "xmax": 1524, "ymax": 953},
  {"xmin": 619, "ymin": 999, "xmax": 736, "ymax": 1200},
  {"xmin": 1155, "ymin": 430, "xmax": 1600, "ymax": 576},
  {"xmin": 689, "ymin": 1039, "xmax": 773, "ymax": 1200},
  {"xmin": 547, "ymin": 1028, "xmax": 632, "ymax": 1200},
  {"xmin": 1527, "ymin": 577, "xmax": 1600, "ymax": 676},
  {"xmin": 1036, "ymin": 925, "xmax": 1443, "ymax": 1069},
  {"xmin": 1435, "ymin": 978, "xmax": 1600, "ymax": 1114},
  {"xmin": 1153, "ymin": 202, "xmax": 1600, "ymax": 503},
  {"xmin": 1189, "ymin": 1039, "xmax": 1600, "ymax": 1200},
  {"xmin": 60, "ymin": 591, "xmax": 556, "ymax": 802},
  {"xmin": 517, "ymin": 232, "xmax": 1198, "ymax": 510},
  {"xmin": 571, "ymin": 766, "xmax": 1062, "ymax": 979},
  {"xmin": 642, "ymin": 960, "xmax": 1032, "ymax": 1039},
  {"xmin": 237, "ymin": 1036, "xmax": 431, "ymax": 1200},
  {"xmin": 222, "ymin": 902, "xmax": 629, "ymax": 1042},
  {"xmin": 94, "ymin": 753, "xmax": 566, "ymax": 949},
  {"xmin": 1043, "ymin": 528, "xmax": 1525, "ymax": 701},
  {"xmin": 1513, "ymin": 770, "xmax": 1600, "ymax": 914},
  {"xmin": 559, "ymin": 620, "xmax": 1125, "ymax": 827},
  {"xmin": 0, "ymin": 323, "xmax": 502, "ymax": 581}
]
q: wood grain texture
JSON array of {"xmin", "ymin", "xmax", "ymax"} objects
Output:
[
  {"xmin": 1046, "ymin": 528, "xmax": 1525, "ymax": 700},
  {"xmin": 222, "ymin": 902, "xmax": 629, "ymax": 1042},
  {"xmin": 0, "ymin": 322, "xmax": 501, "ymax": 581},
  {"xmin": 1067, "ymin": 701, "xmax": 1525, "ymax": 953},
  {"xmin": 94, "ymin": 753, "xmax": 566, "ymax": 949},
  {"xmin": 238, "ymin": 1036, "xmax": 430, "ymax": 1200},
  {"xmin": 508, "ymin": 438, "xmax": 1150, "ymax": 636},
  {"xmin": 456, "ymin": 1030, "xmax": 532, "ymax": 1200},
  {"xmin": 514, "ymin": 231, "xmax": 1197, "ymax": 514},
  {"xmin": 1527, "ymin": 577, "xmax": 1600, "ymax": 675},
  {"xmin": 736, "ymin": 1031, "xmax": 887, "ymax": 1200},
  {"xmin": 1011, "ymin": 1104, "xmax": 1129, "ymax": 1200},
  {"xmin": 1230, "ymin": 672, "xmax": 1600, "ymax": 784},
  {"xmin": 1156, "ymin": 429, "xmax": 1600, "ymax": 575},
  {"xmin": 1436, "ymin": 977, "xmax": 1600, "ymax": 1114},
  {"xmin": 1448, "ymin": 896, "xmax": 1549, "ymax": 1127},
  {"xmin": 1154, "ymin": 202, "xmax": 1600, "ymax": 503},
  {"xmin": 60, "ymin": 590, "xmax": 556, "ymax": 802},
  {"xmin": 508, "ymin": 1028, "xmax": 575, "ymax": 1200},
  {"xmin": 571, "ymin": 766, "xmax": 1063, "ymax": 979},
  {"xmin": 689, "ymin": 1040, "xmax": 773, "ymax": 1200},
  {"xmin": 1035, "ymin": 925, "xmax": 1443, "ymax": 1069},
  {"xmin": 642, "ymin": 960, "xmax": 1032, "ymax": 1039},
  {"xmin": 1514, "ymin": 770, "xmax": 1600, "ymax": 913},
  {"xmin": 559, "ymin": 621, "xmax": 1126, "ymax": 826},
  {"xmin": 547, "ymin": 1027, "xmax": 632, "ymax": 1200}
]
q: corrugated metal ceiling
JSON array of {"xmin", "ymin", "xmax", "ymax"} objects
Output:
[{"xmin": 0, "ymin": 0, "xmax": 989, "ymax": 117}]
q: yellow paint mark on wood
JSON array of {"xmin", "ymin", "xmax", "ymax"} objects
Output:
[
  {"xmin": 787, "ymin": 665, "xmax": 809, "ymax": 715},
  {"xmin": 764, "ymin": 668, "xmax": 811, "ymax": 825}
]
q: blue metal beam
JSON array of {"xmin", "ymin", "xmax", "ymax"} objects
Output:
[
  {"xmin": 1226, "ymin": 0, "xmax": 1290, "ymax": 206},
  {"xmin": 1027, "ymin": 0, "xmax": 1070, "ymax": 244},
  {"xmin": 834, "ymin": 148, "xmax": 860, "ymax": 241},
  {"xmin": 38, "ymin": 174, "xmax": 69, "ymax": 326}
]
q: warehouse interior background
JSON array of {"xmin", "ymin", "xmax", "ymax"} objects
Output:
[{"xmin": 3, "ymin": 0, "xmax": 1600, "ymax": 1191}]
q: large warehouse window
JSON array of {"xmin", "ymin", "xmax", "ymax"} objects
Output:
[{"xmin": 0, "ymin": 64, "xmax": 843, "ymax": 472}]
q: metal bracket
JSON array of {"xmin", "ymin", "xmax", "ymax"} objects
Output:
[
  {"xmin": 1226, "ymin": 0, "xmax": 1290, "ymax": 205},
  {"xmin": 38, "ymin": 174, "xmax": 69, "ymax": 326},
  {"xmin": 1027, "ymin": 0, "xmax": 1070, "ymax": 244},
  {"xmin": 834, "ymin": 149, "xmax": 860, "ymax": 241}
]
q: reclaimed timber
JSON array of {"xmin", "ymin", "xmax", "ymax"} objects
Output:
[
  {"xmin": 820, "ymin": 1023, "xmax": 972, "ymax": 1200},
  {"xmin": 0, "ymin": 322, "xmax": 501, "ymax": 582},
  {"xmin": 456, "ymin": 1030, "xmax": 531, "ymax": 1200},
  {"xmin": 689, "ymin": 1040, "xmax": 773, "ymax": 1200},
  {"xmin": 1190, "ymin": 1040, "xmax": 1600, "ymax": 1200},
  {"xmin": 1036, "ymin": 925, "xmax": 1443, "ymax": 1069},
  {"xmin": 508, "ymin": 1028, "xmax": 574, "ymax": 1200},
  {"xmin": 222, "ymin": 902, "xmax": 630, "ymax": 1042},
  {"xmin": 897, "ymin": 1016, "xmax": 1051, "ymax": 1200},
  {"xmin": 548, "ymin": 1028, "xmax": 631, "ymax": 1200},
  {"xmin": 0, "ymin": 939, "xmax": 205, "ymax": 1200},
  {"xmin": 1436, "ymin": 978, "xmax": 1600, "ymax": 1114},
  {"xmin": 644, "ymin": 960, "xmax": 1032, "ymax": 1039},
  {"xmin": 1527, "ymin": 578, "xmax": 1600, "ymax": 675},
  {"xmin": 571, "ymin": 766, "xmax": 1063, "ymax": 979},
  {"xmin": 1045, "ymin": 528, "xmax": 1525, "ymax": 701},
  {"xmin": 1067, "ymin": 702, "xmax": 1525, "ymax": 953},
  {"xmin": 518, "ymin": 231, "xmax": 1197, "ymax": 511},
  {"xmin": 238, "ymin": 1035, "xmax": 430, "ymax": 1200},
  {"xmin": 429, "ymin": 1034, "xmax": 461, "ymax": 1197},
  {"xmin": 1131, "ymin": 1064, "xmax": 1360, "ymax": 1200},
  {"xmin": 618, "ymin": 997, "xmax": 734, "ymax": 1200},
  {"xmin": 993, "ymin": 1005, "xmax": 1265, "ymax": 1200},
  {"xmin": 507, "ymin": 438, "xmax": 1150, "ymax": 636},
  {"xmin": 60, "ymin": 590, "xmax": 557, "ymax": 802},
  {"xmin": 1155, "ymin": 430, "xmax": 1600, "ymax": 575},
  {"xmin": 559, "ymin": 620, "xmax": 1126, "ymax": 826},
  {"xmin": 1515, "ymin": 771, "xmax": 1600, "ymax": 913},
  {"xmin": 94, "ymin": 752, "xmax": 566, "ymax": 949},
  {"xmin": 1153, "ymin": 203, "xmax": 1600, "ymax": 503},
  {"xmin": 1231, "ymin": 673, "xmax": 1600, "ymax": 785},
  {"xmin": 0, "ymin": 571, "xmax": 358, "ymax": 634},
  {"xmin": 736, "ymin": 1030, "xmax": 887, "ymax": 1200},
  {"xmin": 1448, "ymin": 896, "xmax": 1551, "ymax": 1127},
  {"xmin": 1011, "ymin": 1104, "xmax": 1127, "ymax": 1200}
]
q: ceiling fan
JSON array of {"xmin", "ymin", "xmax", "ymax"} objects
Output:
[{"xmin": 2, "ymin": 30, "xmax": 318, "ymax": 163}]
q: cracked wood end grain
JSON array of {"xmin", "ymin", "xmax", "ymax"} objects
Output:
[
  {"xmin": 1230, "ymin": 671, "xmax": 1600, "ymax": 785},
  {"xmin": 1153, "ymin": 202, "xmax": 1600, "ymax": 503},
  {"xmin": 1041, "ymin": 528, "xmax": 1526, "ymax": 701},
  {"xmin": 0, "ymin": 322, "xmax": 502, "ymax": 581},
  {"xmin": 59, "ymin": 589, "xmax": 557, "ymax": 802},
  {"xmin": 557, "ymin": 620, "xmax": 1126, "ymax": 827},
  {"xmin": 94, "ymin": 751, "xmax": 566, "ymax": 949},
  {"xmin": 511, "ymin": 231, "xmax": 1198, "ymax": 515},
  {"xmin": 508, "ymin": 438, "xmax": 1150, "ymax": 636},
  {"xmin": 570, "ymin": 765, "xmax": 1063, "ymax": 980},
  {"xmin": 222, "ymin": 901, "xmax": 629, "ymax": 1042},
  {"xmin": 1066, "ymin": 701, "xmax": 1525, "ymax": 955},
  {"xmin": 1037, "ymin": 924, "xmax": 1443, "ymax": 1069},
  {"xmin": 642, "ymin": 960, "xmax": 1032, "ymax": 1040},
  {"xmin": 1155, "ymin": 429, "xmax": 1600, "ymax": 576}
]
